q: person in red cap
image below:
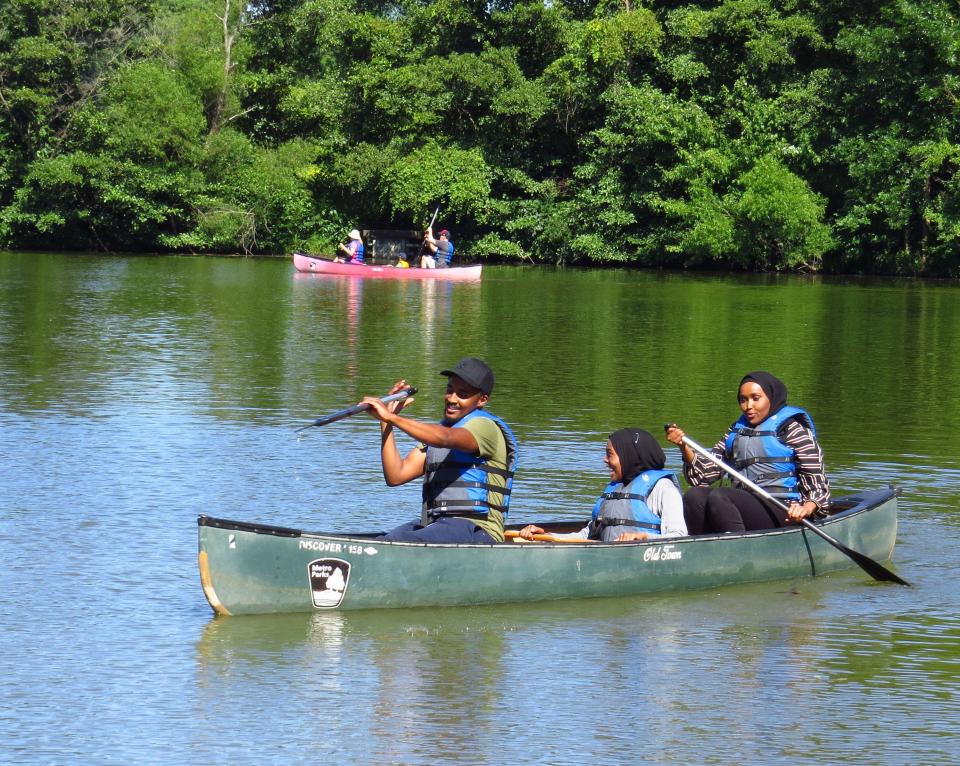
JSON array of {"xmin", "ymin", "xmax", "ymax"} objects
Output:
[
  {"xmin": 361, "ymin": 357, "xmax": 518, "ymax": 543},
  {"xmin": 421, "ymin": 226, "xmax": 454, "ymax": 268}
]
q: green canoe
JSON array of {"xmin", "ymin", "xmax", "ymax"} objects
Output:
[{"xmin": 197, "ymin": 488, "xmax": 900, "ymax": 615}]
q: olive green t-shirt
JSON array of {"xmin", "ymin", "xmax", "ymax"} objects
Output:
[
  {"xmin": 462, "ymin": 415, "xmax": 509, "ymax": 542},
  {"xmin": 422, "ymin": 414, "xmax": 510, "ymax": 542}
]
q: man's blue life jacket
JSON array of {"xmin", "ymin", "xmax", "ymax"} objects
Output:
[{"xmin": 421, "ymin": 410, "xmax": 518, "ymax": 524}]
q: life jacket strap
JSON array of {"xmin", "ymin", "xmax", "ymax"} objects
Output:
[
  {"xmin": 601, "ymin": 491, "xmax": 647, "ymax": 502},
  {"xmin": 734, "ymin": 427, "xmax": 783, "ymax": 438},
  {"xmin": 428, "ymin": 511, "xmax": 490, "ymax": 521},
  {"xmin": 435, "ymin": 479, "xmax": 512, "ymax": 495},
  {"xmin": 594, "ymin": 517, "xmax": 661, "ymax": 533},
  {"xmin": 424, "ymin": 480, "xmax": 512, "ymax": 508},
  {"xmin": 427, "ymin": 495, "xmax": 510, "ymax": 512},
  {"xmin": 426, "ymin": 461, "xmax": 515, "ymax": 480},
  {"xmin": 733, "ymin": 455, "xmax": 794, "ymax": 469},
  {"xmin": 753, "ymin": 470, "xmax": 795, "ymax": 482},
  {"xmin": 426, "ymin": 499, "xmax": 509, "ymax": 520}
]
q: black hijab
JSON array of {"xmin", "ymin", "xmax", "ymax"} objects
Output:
[
  {"xmin": 739, "ymin": 371, "xmax": 788, "ymax": 416},
  {"xmin": 609, "ymin": 428, "xmax": 666, "ymax": 484}
]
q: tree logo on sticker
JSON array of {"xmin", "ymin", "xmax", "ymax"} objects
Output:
[{"xmin": 308, "ymin": 558, "xmax": 350, "ymax": 608}]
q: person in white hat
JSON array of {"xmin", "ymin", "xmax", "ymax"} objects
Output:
[{"xmin": 334, "ymin": 229, "xmax": 365, "ymax": 264}]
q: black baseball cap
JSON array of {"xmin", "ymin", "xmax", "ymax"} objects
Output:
[{"xmin": 440, "ymin": 357, "xmax": 495, "ymax": 395}]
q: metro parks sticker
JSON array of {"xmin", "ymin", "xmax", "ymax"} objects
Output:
[{"xmin": 308, "ymin": 558, "xmax": 350, "ymax": 608}]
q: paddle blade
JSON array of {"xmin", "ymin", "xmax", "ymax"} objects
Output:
[
  {"xmin": 851, "ymin": 552, "xmax": 911, "ymax": 586},
  {"xmin": 800, "ymin": 519, "xmax": 910, "ymax": 585}
]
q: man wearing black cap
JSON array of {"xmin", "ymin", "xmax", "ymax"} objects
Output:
[{"xmin": 361, "ymin": 357, "xmax": 518, "ymax": 543}]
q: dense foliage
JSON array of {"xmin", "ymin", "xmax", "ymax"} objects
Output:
[{"xmin": 0, "ymin": 0, "xmax": 957, "ymax": 274}]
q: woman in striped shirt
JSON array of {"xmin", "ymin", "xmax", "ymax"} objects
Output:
[{"xmin": 665, "ymin": 371, "xmax": 830, "ymax": 534}]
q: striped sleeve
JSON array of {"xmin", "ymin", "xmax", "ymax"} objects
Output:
[
  {"xmin": 779, "ymin": 419, "xmax": 831, "ymax": 511},
  {"xmin": 682, "ymin": 428, "xmax": 733, "ymax": 487}
]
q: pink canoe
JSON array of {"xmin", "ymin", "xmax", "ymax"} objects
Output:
[{"xmin": 292, "ymin": 252, "xmax": 482, "ymax": 280}]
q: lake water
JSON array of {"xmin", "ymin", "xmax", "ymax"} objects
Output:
[{"xmin": 1, "ymin": 252, "xmax": 958, "ymax": 765}]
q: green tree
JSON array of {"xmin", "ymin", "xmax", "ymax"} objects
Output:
[
  {"xmin": 0, "ymin": 0, "xmax": 958, "ymax": 271},
  {"xmin": 822, "ymin": 0, "xmax": 960, "ymax": 275}
]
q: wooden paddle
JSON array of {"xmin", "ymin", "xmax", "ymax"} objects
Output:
[
  {"xmin": 671, "ymin": 428, "xmax": 909, "ymax": 585},
  {"xmin": 296, "ymin": 387, "xmax": 417, "ymax": 433},
  {"xmin": 504, "ymin": 529, "xmax": 596, "ymax": 544}
]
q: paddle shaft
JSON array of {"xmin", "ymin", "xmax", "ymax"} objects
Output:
[
  {"xmin": 504, "ymin": 530, "xmax": 596, "ymax": 544},
  {"xmin": 297, "ymin": 387, "xmax": 417, "ymax": 432},
  {"xmin": 679, "ymin": 434, "xmax": 909, "ymax": 585}
]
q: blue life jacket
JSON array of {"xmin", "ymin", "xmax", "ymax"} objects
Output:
[
  {"xmin": 420, "ymin": 410, "xmax": 518, "ymax": 524},
  {"xmin": 724, "ymin": 406, "xmax": 816, "ymax": 501},
  {"xmin": 352, "ymin": 242, "xmax": 365, "ymax": 263},
  {"xmin": 437, "ymin": 238, "xmax": 453, "ymax": 265},
  {"xmin": 589, "ymin": 470, "xmax": 680, "ymax": 542}
]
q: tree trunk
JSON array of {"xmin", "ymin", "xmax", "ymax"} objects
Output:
[{"xmin": 209, "ymin": 0, "xmax": 237, "ymax": 135}]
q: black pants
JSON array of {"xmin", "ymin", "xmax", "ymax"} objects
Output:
[{"xmin": 683, "ymin": 486, "xmax": 785, "ymax": 534}]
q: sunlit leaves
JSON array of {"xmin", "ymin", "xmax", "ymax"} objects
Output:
[
  {"xmin": 826, "ymin": 0, "xmax": 960, "ymax": 273},
  {"xmin": 575, "ymin": 9, "xmax": 662, "ymax": 72},
  {"xmin": 99, "ymin": 61, "xmax": 207, "ymax": 164},
  {"xmin": 732, "ymin": 154, "xmax": 832, "ymax": 269},
  {"xmin": 279, "ymin": 75, "xmax": 349, "ymax": 134},
  {"xmin": 383, "ymin": 141, "xmax": 492, "ymax": 222}
]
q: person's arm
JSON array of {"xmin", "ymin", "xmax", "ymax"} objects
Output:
[
  {"xmin": 780, "ymin": 419, "xmax": 830, "ymax": 521},
  {"xmin": 378, "ymin": 425, "xmax": 426, "ymax": 486},
  {"xmin": 649, "ymin": 477, "xmax": 687, "ymax": 537},
  {"xmin": 375, "ymin": 403, "xmax": 425, "ymax": 487},
  {"xmin": 367, "ymin": 407, "xmax": 480, "ymax": 454},
  {"xmin": 362, "ymin": 385, "xmax": 480, "ymax": 467},
  {"xmin": 359, "ymin": 380, "xmax": 426, "ymax": 486},
  {"xmin": 665, "ymin": 424, "xmax": 694, "ymax": 464},
  {"xmin": 519, "ymin": 524, "xmax": 590, "ymax": 541}
]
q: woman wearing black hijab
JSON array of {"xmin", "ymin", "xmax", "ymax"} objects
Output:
[
  {"xmin": 665, "ymin": 371, "xmax": 830, "ymax": 534},
  {"xmin": 519, "ymin": 428, "xmax": 687, "ymax": 541}
]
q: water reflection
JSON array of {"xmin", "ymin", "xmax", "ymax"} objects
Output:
[
  {"xmin": 192, "ymin": 580, "xmax": 960, "ymax": 763},
  {"xmin": 5, "ymin": 253, "xmax": 960, "ymax": 766}
]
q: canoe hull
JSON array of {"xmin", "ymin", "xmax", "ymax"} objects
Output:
[
  {"xmin": 197, "ymin": 489, "xmax": 900, "ymax": 615},
  {"xmin": 292, "ymin": 252, "xmax": 482, "ymax": 280}
]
